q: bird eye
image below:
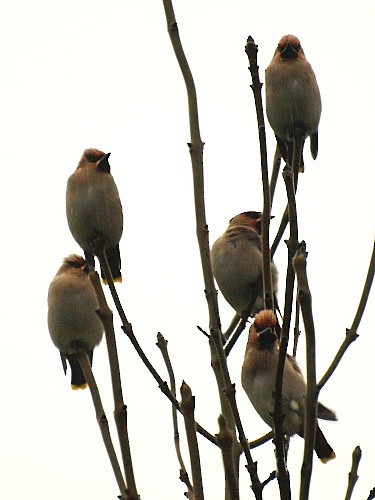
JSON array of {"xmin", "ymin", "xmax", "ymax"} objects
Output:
[
  {"xmin": 66, "ymin": 255, "xmax": 86, "ymax": 269},
  {"xmin": 84, "ymin": 149, "xmax": 104, "ymax": 163},
  {"xmin": 70, "ymin": 261, "xmax": 84, "ymax": 269},
  {"xmin": 85, "ymin": 153, "xmax": 99, "ymax": 163}
]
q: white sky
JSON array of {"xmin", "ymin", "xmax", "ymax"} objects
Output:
[{"xmin": 0, "ymin": 1, "xmax": 374, "ymax": 499}]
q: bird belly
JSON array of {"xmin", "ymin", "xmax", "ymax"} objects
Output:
[
  {"xmin": 266, "ymin": 68, "xmax": 321, "ymax": 141},
  {"xmin": 212, "ymin": 239, "xmax": 263, "ymax": 314},
  {"xmin": 47, "ymin": 279, "xmax": 103, "ymax": 353},
  {"xmin": 67, "ymin": 183, "xmax": 123, "ymax": 250}
]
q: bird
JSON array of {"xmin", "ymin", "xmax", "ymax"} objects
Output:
[
  {"xmin": 210, "ymin": 211, "xmax": 278, "ymax": 317},
  {"xmin": 265, "ymin": 34, "xmax": 322, "ymax": 171},
  {"xmin": 241, "ymin": 309, "xmax": 337, "ymax": 463},
  {"xmin": 66, "ymin": 148, "xmax": 123, "ymax": 283},
  {"xmin": 47, "ymin": 254, "xmax": 104, "ymax": 389}
]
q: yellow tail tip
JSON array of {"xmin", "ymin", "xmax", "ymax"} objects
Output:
[
  {"xmin": 320, "ymin": 452, "xmax": 336, "ymax": 464},
  {"xmin": 71, "ymin": 383, "xmax": 88, "ymax": 390},
  {"xmin": 101, "ymin": 276, "xmax": 122, "ymax": 285}
]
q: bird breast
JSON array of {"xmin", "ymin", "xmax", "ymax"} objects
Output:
[
  {"xmin": 66, "ymin": 169, "xmax": 123, "ymax": 250},
  {"xmin": 265, "ymin": 61, "xmax": 321, "ymax": 141},
  {"xmin": 47, "ymin": 274, "xmax": 103, "ymax": 354}
]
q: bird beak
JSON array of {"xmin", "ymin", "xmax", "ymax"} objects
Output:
[
  {"xmin": 280, "ymin": 42, "xmax": 298, "ymax": 59},
  {"xmin": 258, "ymin": 327, "xmax": 278, "ymax": 348},
  {"xmin": 97, "ymin": 152, "xmax": 111, "ymax": 173}
]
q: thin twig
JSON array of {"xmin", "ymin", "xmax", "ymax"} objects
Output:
[
  {"xmin": 161, "ymin": 0, "xmax": 221, "ymax": 339},
  {"xmin": 161, "ymin": 3, "xmax": 263, "ymax": 498},
  {"xmin": 344, "ymin": 446, "xmax": 362, "ymax": 500},
  {"xmin": 209, "ymin": 336, "xmax": 243, "ymax": 500},
  {"xmin": 96, "ymin": 246, "xmax": 217, "ymax": 446},
  {"xmin": 224, "ymin": 315, "xmax": 250, "ymax": 357},
  {"xmin": 223, "ymin": 313, "xmax": 241, "ymax": 343},
  {"xmin": 249, "ymin": 431, "xmax": 274, "ymax": 449},
  {"xmin": 262, "ymin": 470, "xmax": 277, "ymax": 489},
  {"xmin": 76, "ymin": 350, "xmax": 127, "ymax": 499},
  {"xmin": 292, "ymin": 300, "xmax": 301, "ymax": 357},
  {"xmin": 270, "ymin": 145, "xmax": 282, "ymax": 206},
  {"xmin": 224, "ymin": 293, "xmax": 258, "ymax": 356},
  {"xmin": 94, "ymin": 246, "xmax": 217, "ymax": 446},
  {"xmin": 156, "ymin": 333, "xmax": 194, "ymax": 495},
  {"xmin": 216, "ymin": 415, "xmax": 240, "ymax": 500},
  {"xmin": 223, "ymin": 379, "xmax": 263, "ymax": 499},
  {"xmin": 293, "ymin": 242, "xmax": 317, "ymax": 500},
  {"xmin": 271, "ymin": 125, "xmax": 303, "ymax": 259},
  {"xmin": 180, "ymin": 382, "xmax": 205, "ymax": 500},
  {"xmin": 89, "ymin": 268, "xmax": 139, "ymax": 499},
  {"xmin": 273, "ymin": 164, "xmax": 298, "ymax": 500},
  {"xmin": 271, "ymin": 207, "xmax": 289, "ymax": 259},
  {"xmin": 318, "ymin": 241, "xmax": 375, "ymax": 390},
  {"xmin": 245, "ymin": 36, "xmax": 274, "ymax": 313}
]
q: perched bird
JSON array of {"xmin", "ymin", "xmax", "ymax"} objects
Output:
[
  {"xmin": 241, "ymin": 309, "xmax": 337, "ymax": 462},
  {"xmin": 211, "ymin": 211, "xmax": 278, "ymax": 317},
  {"xmin": 66, "ymin": 148, "xmax": 123, "ymax": 283},
  {"xmin": 47, "ymin": 255, "xmax": 104, "ymax": 389},
  {"xmin": 265, "ymin": 34, "xmax": 322, "ymax": 171}
]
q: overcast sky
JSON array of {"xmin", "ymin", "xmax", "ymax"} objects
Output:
[{"xmin": 0, "ymin": 1, "xmax": 374, "ymax": 499}]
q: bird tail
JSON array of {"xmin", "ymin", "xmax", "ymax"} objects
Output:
[
  {"xmin": 317, "ymin": 402, "xmax": 337, "ymax": 421},
  {"xmin": 276, "ymin": 137, "xmax": 305, "ymax": 172},
  {"xmin": 101, "ymin": 245, "xmax": 122, "ymax": 284},
  {"xmin": 65, "ymin": 351, "xmax": 94, "ymax": 390},
  {"xmin": 315, "ymin": 425, "xmax": 336, "ymax": 463}
]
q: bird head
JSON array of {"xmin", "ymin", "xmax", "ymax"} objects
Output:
[
  {"xmin": 277, "ymin": 34, "xmax": 303, "ymax": 60},
  {"xmin": 229, "ymin": 211, "xmax": 274, "ymax": 235},
  {"xmin": 64, "ymin": 254, "xmax": 86, "ymax": 269},
  {"xmin": 55, "ymin": 255, "xmax": 87, "ymax": 277},
  {"xmin": 253, "ymin": 309, "xmax": 278, "ymax": 350},
  {"xmin": 78, "ymin": 149, "xmax": 111, "ymax": 173}
]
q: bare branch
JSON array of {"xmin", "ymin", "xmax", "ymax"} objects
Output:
[
  {"xmin": 271, "ymin": 126, "xmax": 303, "ymax": 259},
  {"xmin": 249, "ymin": 431, "xmax": 274, "ymax": 449},
  {"xmin": 262, "ymin": 470, "xmax": 277, "ymax": 489},
  {"xmin": 223, "ymin": 313, "xmax": 241, "ymax": 343},
  {"xmin": 156, "ymin": 333, "xmax": 194, "ymax": 495},
  {"xmin": 344, "ymin": 446, "xmax": 362, "ymax": 500},
  {"xmin": 292, "ymin": 242, "xmax": 317, "ymax": 500},
  {"xmin": 216, "ymin": 415, "xmax": 240, "ymax": 500},
  {"xmin": 89, "ymin": 269, "xmax": 139, "ymax": 499},
  {"xmin": 161, "ymin": 0, "xmax": 220, "ymax": 333},
  {"xmin": 318, "ymin": 241, "xmax": 375, "ymax": 390},
  {"xmin": 224, "ymin": 315, "xmax": 250, "ymax": 357},
  {"xmin": 271, "ymin": 207, "xmax": 289, "ymax": 259},
  {"xmin": 272, "ymin": 164, "xmax": 298, "ymax": 500},
  {"xmin": 223, "ymin": 292, "xmax": 258, "ymax": 356},
  {"xmin": 76, "ymin": 350, "xmax": 127, "ymax": 499},
  {"xmin": 95, "ymin": 245, "xmax": 217, "ymax": 446},
  {"xmin": 222, "ymin": 380, "xmax": 264, "ymax": 499},
  {"xmin": 161, "ymin": 4, "xmax": 263, "ymax": 497},
  {"xmin": 292, "ymin": 301, "xmax": 301, "ymax": 358},
  {"xmin": 270, "ymin": 146, "xmax": 282, "ymax": 207},
  {"xmin": 245, "ymin": 35, "xmax": 274, "ymax": 312},
  {"xmin": 180, "ymin": 382, "xmax": 205, "ymax": 500}
]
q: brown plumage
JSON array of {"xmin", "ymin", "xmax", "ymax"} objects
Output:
[
  {"xmin": 265, "ymin": 35, "xmax": 322, "ymax": 171},
  {"xmin": 241, "ymin": 309, "xmax": 336, "ymax": 462},
  {"xmin": 66, "ymin": 148, "xmax": 123, "ymax": 283},
  {"xmin": 47, "ymin": 255, "xmax": 104, "ymax": 389},
  {"xmin": 211, "ymin": 211, "xmax": 278, "ymax": 317}
]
